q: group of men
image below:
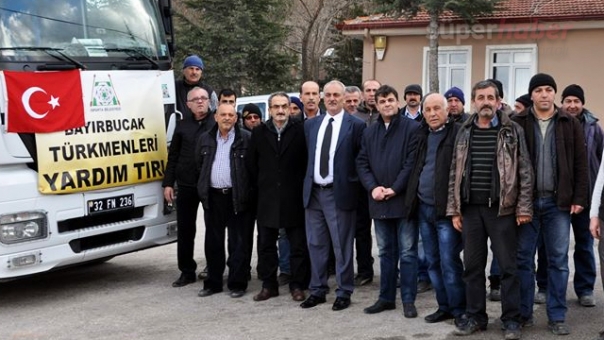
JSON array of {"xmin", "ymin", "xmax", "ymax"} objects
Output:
[{"xmin": 163, "ymin": 54, "xmax": 604, "ymax": 340}]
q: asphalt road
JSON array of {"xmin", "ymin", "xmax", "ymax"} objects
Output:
[{"xmin": 1, "ymin": 215, "xmax": 602, "ymax": 340}]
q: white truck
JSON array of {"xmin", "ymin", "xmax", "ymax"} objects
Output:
[{"xmin": 0, "ymin": 0, "xmax": 179, "ymax": 279}]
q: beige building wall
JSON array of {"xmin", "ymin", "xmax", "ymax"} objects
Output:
[{"xmin": 363, "ymin": 26, "xmax": 604, "ymax": 117}]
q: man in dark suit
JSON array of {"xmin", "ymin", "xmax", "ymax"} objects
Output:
[
  {"xmin": 300, "ymin": 80, "xmax": 366, "ymax": 311},
  {"xmin": 248, "ymin": 92, "xmax": 310, "ymax": 303}
]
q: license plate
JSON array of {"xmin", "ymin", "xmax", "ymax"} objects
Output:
[{"xmin": 87, "ymin": 194, "xmax": 134, "ymax": 214}]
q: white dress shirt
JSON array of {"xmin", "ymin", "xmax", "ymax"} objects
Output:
[{"xmin": 313, "ymin": 110, "xmax": 344, "ymax": 185}]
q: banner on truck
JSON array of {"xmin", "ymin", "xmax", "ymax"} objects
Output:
[{"xmin": 35, "ymin": 71, "xmax": 168, "ymax": 194}]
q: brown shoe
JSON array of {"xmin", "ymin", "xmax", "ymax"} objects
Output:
[
  {"xmin": 291, "ymin": 289, "xmax": 305, "ymax": 302},
  {"xmin": 253, "ymin": 288, "xmax": 279, "ymax": 301}
]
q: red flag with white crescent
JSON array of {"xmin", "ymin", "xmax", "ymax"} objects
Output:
[{"xmin": 4, "ymin": 70, "xmax": 85, "ymax": 133}]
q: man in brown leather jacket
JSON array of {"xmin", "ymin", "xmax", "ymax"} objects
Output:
[{"xmin": 447, "ymin": 80, "xmax": 533, "ymax": 340}]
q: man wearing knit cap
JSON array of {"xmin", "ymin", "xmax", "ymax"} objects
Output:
[
  {"xmin": 548, "ymin": 84, "xmax": 601, "ymax": 308},
  {"xmin": 486, "ymin": 79, "xmax": 513, "ymax": 116},
  {"xmin": 511, "ymin": 73, "xmax": 589, "ymax": 336},
  {"xmin": 514, "ymin": 94, "xmax": 532, "ymax": 115},
  {"xmin": 290, "ymin": 96, "xmax": 304, "ymax": 117},
  {"xmin": 242, "ymin": 103, "xmax": 262, "ymax": 132},
  {"xmin": 402, "ymin": 84, "xmax": 423, "ymax": 122},
  {"xmin": 175, "ymin": 54, "xmax": 218, "ymax": 120},
  {"xmin": 444, "ymin": 86, "xmax": 468, "ymax": 123}
]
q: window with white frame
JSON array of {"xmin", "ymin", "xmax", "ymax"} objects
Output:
[
  {"xmin": 486, "ymin": 45, "xmax": 537, "ymax": 102},
  {"xmin": 422, "ymin": 46, "xmax": 472, "ymax": 99}
]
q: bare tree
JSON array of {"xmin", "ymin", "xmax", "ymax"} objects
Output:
[{"xmin": 286, "ymin": 0, "xmax": 364, "ymax": 82}]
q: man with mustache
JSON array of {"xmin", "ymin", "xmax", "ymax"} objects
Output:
[
  {"xmin": 301, "ymin": 80, "xmax": 365, "ymax": 311},
  {"xmin": 300, "ymin": 81, "xmax": 323, "ymax": 120},
  {"xmin": 248, "ymin": 92, "xmax": 310, "ymax": 303},
  {"xmin": 448, "ymin": 80, "xmax": 533, "ymax": 339},
  {"xmin": 402, "ymin": 84, "xmax": 423, "ymax": 122}
]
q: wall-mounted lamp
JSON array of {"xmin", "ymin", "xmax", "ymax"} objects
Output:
[{"xmin": 374, "ymin": 36, "xmax": 387, "ymax": 61}]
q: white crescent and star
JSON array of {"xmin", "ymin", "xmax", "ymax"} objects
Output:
[{"xmin": 21, "ymin": 87, "xmax": 61, "ymax": 119}]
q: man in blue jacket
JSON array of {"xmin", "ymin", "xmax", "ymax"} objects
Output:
[
  {"xmin": 356, "ymin": 85, "xmax": 420, "ymax": 318},
  {"xmin": 301, "ymin": 80, "xmax": 365, "ymax": 311}
]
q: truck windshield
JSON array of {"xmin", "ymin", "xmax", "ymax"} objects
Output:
[{"xmin": 0, "ymin": 0, "xmax": 169, "ymax": 60}]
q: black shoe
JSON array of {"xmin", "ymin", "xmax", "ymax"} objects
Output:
[
  {"xmin": 300, "ymin": 295, "xmax": 326, "ymax": 308},
  {"xmin": 424, "ymin": 309, "xmax": 454, "ymax": 323},
  {"xmin": 453, "ymin": 317, "xmax": 487, "ymax": 336},
  {"xmin": 198, "ymin": 288, "xmax": 221, "ymax": 297},
  {"xmin": 364, "ymin": 300, "xmax": 396, "ymax": 314},
  {"xmin": 229, "ymin": 290, "xmax": 245, "ymax": 298},
  {"xmin": 172, "ymin": 274, "xmax": 196, "ymax": 287},
  {"xmin": 417, "ymin": 280, "xmax": 432, "ymax": 293},
  {"xmin": 332, "ymin": 297, "xmax": 351, "ymax": 311},
  {"xmin": 503, "ymin": 322, "xmax": 522, "ymax": 340},
  {"xmin": 403, "ymin": 303, "xmax": 418, "ymax": 318}
]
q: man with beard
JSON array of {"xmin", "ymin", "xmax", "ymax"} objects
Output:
[
  {"xmin": 512, "ymin": 74, "xmax": 588, "ymax": 336},
  {"xmin": 175, "ymin": 55, "xmax": 218, "ymax": 118},
  {"xmin": 242, "ymin": 103, "xmax": 262, "ymax": 132},
  {"xmin": 248, "ymin": 92, "xmax": 310, "ymax": 303},
  {"xmin": 448, "ymin": 80, "xmax": 533, "ymax": 339},
  {"xmin": 402, "ymin": 84, "xmax": 423, "ymax": 122}
]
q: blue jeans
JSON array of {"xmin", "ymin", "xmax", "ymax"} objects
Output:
[
  {"xmin": 517, "ymin": 197, "xmax": 570, "ymax": 322},
  {"xmin": 418, "ymin": 233, "xmax": 430, "ymax": 283},
  {"xmin": 374, "ymin": 218, "xmax": 418, "ymax": 304},
  {"xmin": 278, "ymin": 228, "xmax": 291, "ymax": 274},
  {"xmin": 535, "ymin": 209, "xmax": 596, "ymax": 297},
  {"xmin": 417, "ymin": 203, "xmax": 465, "ymax": 316}
]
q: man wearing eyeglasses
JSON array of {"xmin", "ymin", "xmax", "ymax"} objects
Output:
[
  {"xmin": 248, "ymin": 92, "xmax": 310, "ymax": 303},
  {"xmin": 163, "ymin": 86, "xmax": 216, "ymax": 288},
  {"xmin": 242, "ymin": 103, "xmax": 263, "ymax": 132}
]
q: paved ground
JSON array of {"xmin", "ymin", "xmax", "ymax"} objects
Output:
[{"xmin": 0, "ymin": 213, "xmax": 602, "ymax": 340}]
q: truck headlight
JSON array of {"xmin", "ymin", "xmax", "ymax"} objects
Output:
[{"xmin": 0, "ymin": 211, "xmax": 48, "ymax": 244}]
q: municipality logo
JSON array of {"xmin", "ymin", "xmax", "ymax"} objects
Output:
[{"xmin": 90, "ymin": 74, "xmax": 121, "ymax": 111}]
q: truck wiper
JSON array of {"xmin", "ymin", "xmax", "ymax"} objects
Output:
[
  {"xmin": 0, "ymin": 46, "xmax": 86, "ymax": 70},
  {"xmin": 103, "ymin": 48, "xmax": 159, "ymax": 69}
]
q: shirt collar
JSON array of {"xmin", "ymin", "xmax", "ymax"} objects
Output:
[{"xmin": 473, "ymin": 112, "xmax": 499, "ymax": 127}]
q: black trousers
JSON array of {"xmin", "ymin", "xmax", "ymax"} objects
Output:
[
  {"xmin": 203, "ymin": 190, "xmax": 249, "ymax": 292},
  {"xmin": 257, "ymin": 225, "xmax": 310, "ymax": 291},
  {"xmin": 461, "ymin": 204, "xmax": 521, "ymax": 325},
  {"xmin": 355, "ymin": 186, "xmax": 374, "ymax": 278},
  {"xmin": 175, "ymin": 186, "xmax": 200, "ymax": 277}
]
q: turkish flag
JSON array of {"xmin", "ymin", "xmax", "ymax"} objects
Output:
[{"xmin": 4, "ymin": 70, "xmax": 86, "ymax": 133}]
